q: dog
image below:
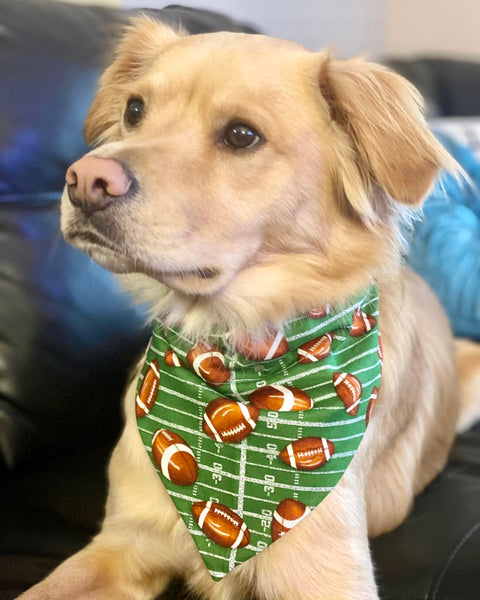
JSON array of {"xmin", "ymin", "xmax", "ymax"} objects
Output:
[{"xmin": 18, "ymin": 17, "xmax": 480, "ymax": 600}]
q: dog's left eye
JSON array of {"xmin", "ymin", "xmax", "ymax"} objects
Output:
[
  {"xmin": 124, "ymin": 97, "xmax": 145, "ymax": 127},
  {"xmin": 223, "ymin": 122, "xmax": 262, "ymax": 150}
]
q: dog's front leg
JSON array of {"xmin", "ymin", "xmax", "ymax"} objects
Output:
[
  {"xmin": 15, "ymin": 485, "xmax": 204, "ymax": 600},
  {"xmin": 14, "ymin": 533, "xmax": 172, "ymax": 600},
  {"xmin": 209, "ymin": 470, "xmax": 377, "ymax": 600},
  {"xmin": 254, "ymin": 473, "xmax": 377, "ymax": 600},
  {"xmin": 16, "ymin": 376, "xmax": 206, "ymax": 600}
]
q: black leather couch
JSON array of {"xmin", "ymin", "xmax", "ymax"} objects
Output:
[{"xmin": 0, "ymin": 2, "xmax": 479, "ymax": 599}]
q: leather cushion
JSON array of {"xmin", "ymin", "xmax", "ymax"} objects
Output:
[{"xmin": 0, "ymin": 0, "xmax": 256, "ymax": 470}]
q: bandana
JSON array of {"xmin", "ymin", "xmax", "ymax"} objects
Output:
[{"xmin": 136, "ymin": 285, "xmax": 381, "ymax": 580}]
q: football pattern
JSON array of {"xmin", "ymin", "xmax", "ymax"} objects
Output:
[
  {"xmin": 366, "ymin": 386, "xmax": 379, "ymax": 426},
  {"xmin": 151, "ymin": 429, "xmax": 198, "ymax": 486},
  {"xmin": 164, "ymin": 349, "xmax": 183, "ymax": 367},
  {"xmin": 333, "ymin": 372, "xmax": 363, "ymax": 415},
  {"xmin": 279, "ymin": 437, "xmax": 335, "ymax": 470},
  {"xmin": 187, "ymin": 342, "xmax": 231, "ymax": 385},
  {"xmin": 136, "ymin": 359, "xmax": 160, "ymax": 418},
  {"xmin": 271, "ymin": 498, "xmax": 311, "ymax": 541},
  {"xmin": 297, "ymin": 332, "xmax": 333, "ymax": 364},
  {"xmin": 234, "ymin": 330, "xmax": 289, "ymax": 361},
  {"xmin": 350, "ymin": 308, "xmax": 377, "ymax": 337},
  {"xmin": 203, "ymin": 398, "xmax": 260, "ymax": 443},
  {"xmin": 248, "ymin": 385, "xmax": 313, "ymax": 411},
  {"xmin": 192, "ymin": 501, "xmax": 250, "ymax": 549},
  {"xmin": 378, "ymin": 333, "xmax": 384, "ymax": 366},
  {"xmin": 135, "ymin": 284, "xmax": 381, "ymax": 580},
  {"xmin": 306, "ymin": 305, "xmax": 330, "ymax": 319}
]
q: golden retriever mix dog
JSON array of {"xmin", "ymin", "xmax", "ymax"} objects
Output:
[{"xmin": 18, "ymin": 18, "xmax": 480, "ymax": 600}]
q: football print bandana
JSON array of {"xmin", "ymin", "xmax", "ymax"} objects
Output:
[{"xmin": 136, "ymin": 285, "xmax": 381, "ymax": 580}]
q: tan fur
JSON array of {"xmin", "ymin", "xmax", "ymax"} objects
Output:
[
  {"xmin": 319, "ymin": 57, "xmax": 455, "ymax": 209},
  {"xmin": 18, "ymin": 19, "xmax": 479, "ymax": 600}
]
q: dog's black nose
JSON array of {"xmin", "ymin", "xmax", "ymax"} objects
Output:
[{"xmin": 66, "ymin": 156, "xmax": 134, "ymax": 213}]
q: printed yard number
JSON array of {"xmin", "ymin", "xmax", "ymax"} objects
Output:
[
  {"xmin": 257, "ymin": 540, "xmax": 268, "ymax": 551},
  {"xmin": 212, "ymin": 462, "xmax": 223, "ymax": 484},
  {"xmin": 264, "ymin": 474, "xmax": 275, "ymax": 496},
  {"xmin": 261, "ymin": 508, "xmax": 272, "ymax": 530},
  {"xmin": 266, "ymin": 411, "xmax": 279, "ymax": 429},
  {"xmin": 266, "ymin": 442, "xmax": 278, "ymax": 465}
]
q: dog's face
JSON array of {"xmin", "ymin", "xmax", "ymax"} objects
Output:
[{"xmin": 62, "ymin": 18, "xmax": 455, "ymax": 333}]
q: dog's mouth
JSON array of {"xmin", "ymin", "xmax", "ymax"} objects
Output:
[
  {"xmin": 67, "ymin": 229, "xmax": 135, "ymax": 273},
  {"xmin": 67, "ymin": 229, "xmax": 220, "ymax": 285}
]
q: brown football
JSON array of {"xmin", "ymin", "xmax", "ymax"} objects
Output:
[
  {"xmin": 333, "ymin": 372, "xmax": 363, "ymax": 416},
  {"xmin": 191, "ymin": 500, "xmax": 250, "ymax": 548},
  {"xmin": 306, "ymin": 305, "xmax": 330, "ymax": 319},
  {"xmin": 350, "ymin": 308, "xmax": 377, "ymax": 337},
  {"xmin": 297, "ymin": 332, "xmax": 333, "ymax": 364},
  {"xmin": 203, "ymin": 398, "xmax": 259, "ymax": 443},
  {"xmin": 151, "ymin": 429, "xmax": 198, "ymax": 486},
  {"xmin": 366, "ymin": 386, "xmax": 379, "ymax": 426},
  {"xmin": 136, "ymin": 359, "xmax": 160, "ymax": 418},
  {"xmin": 187, "ymin": 341, "xmax": 230, "ymax": 385},
  {"xmin": 164, "ymin": 349, "xmax": 184, "ymax": 368},
  {"xmin": 234, "ymin": 330, "xmax": 289, "ymax": 361},
  {"xmin": 249, "ymin": 385, "xmax": 313, "ymax": 412},
  {"xmin": 271, "ymin": 498, "xmax": 311, "ymax": 541},
  {"xmin": 279, "ymin": 437, "xmax": 335, "ymax": 470}
]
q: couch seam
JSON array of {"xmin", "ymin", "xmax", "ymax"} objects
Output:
[{"xmin": 429, "ymin": 520, "xmax": 480, "ymax": 600}]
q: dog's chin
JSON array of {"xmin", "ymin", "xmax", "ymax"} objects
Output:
[
  {"xmin": 160, "ymin": 269, "xmax": 224, "ymax": 295},
  {"xmin": 65, "ymin": 229, "xmax": 225, "ymax": 295}
]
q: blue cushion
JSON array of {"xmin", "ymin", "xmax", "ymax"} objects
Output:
[{"xmin": 407, "ymin": 127, "xmax": 480, "ymax": 341}]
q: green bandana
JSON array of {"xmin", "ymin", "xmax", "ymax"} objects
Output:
[{"xmin": 136, "ymin": 285, "xmax": 381, "ymax": 580}]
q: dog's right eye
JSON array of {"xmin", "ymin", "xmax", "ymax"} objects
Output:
[
  {"xmin": 124, "ymin": 97, "xmax": 145, "ymax": 127},
  {"xmin": 223, "ymin": 122, "xmax": 262, "ymax": 150}
]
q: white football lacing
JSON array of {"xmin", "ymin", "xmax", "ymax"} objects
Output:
[
  {"xmin": 223, "ymin": 423, "xmax": 247, "ymax": 438},
  {"xmin": 297, "ymin": 447, "xmax": 325, "ymax": 458},
  {"xmin": 213, "ymin": 507, "xmax": 240, "ymax": 527}
]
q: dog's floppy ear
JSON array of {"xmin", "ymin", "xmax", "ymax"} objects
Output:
[
  {"xmin": 318, "ymin": 55, "xmax": 456, "ymax": 215},
  {"xmin": 85, "ymin": 17, "xmax": 182, "ymax": 144}
]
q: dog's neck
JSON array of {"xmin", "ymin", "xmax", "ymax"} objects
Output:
[{"xmin": 118, "ymin": 253, "xmax": 395, "ymax": 340}]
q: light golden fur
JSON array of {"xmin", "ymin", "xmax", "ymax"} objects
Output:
[{"xmin": 18, "ymin": 18, "xmax": 480, "ymax": 600}]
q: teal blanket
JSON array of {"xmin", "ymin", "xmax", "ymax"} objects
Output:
[{"xmin": 407, "ymin": 131, "xmax": 480, "ymax": 341}]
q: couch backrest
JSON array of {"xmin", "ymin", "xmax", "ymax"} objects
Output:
[{"xmin": 0, "ymin": 0, "xmax": 256, "ymax": 470}]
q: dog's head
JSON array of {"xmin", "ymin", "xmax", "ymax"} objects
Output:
[{"xmin": 62, "ymin": 18, "xmax": 456, "ymax": 334}]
